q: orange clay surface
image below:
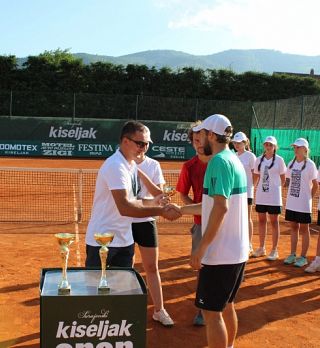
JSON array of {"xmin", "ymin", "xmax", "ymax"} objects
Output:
[{"xmin": 0, "ymin": 157, "xmax": 320, "ymax": 348}]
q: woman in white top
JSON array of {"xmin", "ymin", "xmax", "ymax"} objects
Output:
[
  {"xmin": 133, "ymin": 148, "xmax": 174, "ymax": 327},
  {"xmin": 283, "ymin": 138, "xmax": 318, "ymax": 268},
  {"xmin": 305, "ymin": 166, "xmax": 320, "ymax": 273},
  {"xmin": 253, "ymin": 136, "xmax": 286, "ymax": 261},
  {"xmin": 232, "ymin": 131, "xmax": 256, "ymax": 256}
]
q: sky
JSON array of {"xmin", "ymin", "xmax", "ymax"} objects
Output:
[{"xmin": 1, "ymin": 0, "xmax": 320, "ymax": 58}]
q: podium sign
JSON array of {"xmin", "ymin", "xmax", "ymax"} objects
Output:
[{"xmin": 40, "ymin": 268, "xmax": 147, "ymax": 348}]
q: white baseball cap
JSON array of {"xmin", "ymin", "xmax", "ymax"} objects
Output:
[
  {"xmin": 291, "ymin": 137, "xmax": 309, "ymax": 149},
  {"xmin": 263, "ymin": 136, "xmax": 277, "ymax": 146},
  {"xmin": 232, "ymin": 132, "xmax": 248, "ymax": 143},
  {"xmin": 143, "ymin": 126, "xmax": 153, "ymax": 143},
  {"xmin": 192, "ymin": 114, "xmax": 232, "ymax": 135}
]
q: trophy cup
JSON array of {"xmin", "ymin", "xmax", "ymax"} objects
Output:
[
  {"xmin": 94, "ymin": 232, "xmax": 115, "ymax": 294},
  {"xmin": 54, "ymin": 233, "xmax": 75, "ymax": 295},
  {"xmin": 163, "ymin": 184, "xmax": 176, "ymax": 197}
]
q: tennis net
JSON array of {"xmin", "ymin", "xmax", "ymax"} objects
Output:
[
  {"xmin": 0, "ymin": 167, "xmax": 190, "ymax": 223},
  {"xmin": 0, "ymin": 167, "xmax": 318, "ymax": 225}
]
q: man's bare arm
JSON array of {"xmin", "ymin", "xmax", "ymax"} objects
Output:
[
  {"xmin": 180, "ymin": 203, "xmax": 202, "ymax": 216},
  {"xmin": 111, "ymin": 189, "xmax": 180, "ymax": 220},
  {"xmin": 137, "ymin": 168, "xmax": 163, "ymax": 196},
  {"xmin": 179, "ymin": 192, "xmax": 194, "ymax": 205},
  {"xmin": 190, "ymin": 195, "xmax": 228, "ymax": 270}
]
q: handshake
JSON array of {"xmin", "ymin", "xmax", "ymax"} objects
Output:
[
  {"xmin": 152, "ymin": 192, "xmax": 191, "ymax": 221},
  {"xmin": 161, "ymin": 203, "xmax": 182, "ymax": 221}
]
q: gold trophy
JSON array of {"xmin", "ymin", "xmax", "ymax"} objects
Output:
[
  {"xmin": 163, "ymin": 184, "xmax": 176, "ymax": 197},
  {"xmin": 94, "ymin": 232, "xmax": 115, "ymax": 294},
  {"xmin": 54, "ymin": 233, "xmax": 75, "ymax": 295}
]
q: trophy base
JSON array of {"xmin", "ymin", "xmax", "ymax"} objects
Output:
[
  {"xmin": 98, "ymin": 286, "xmax": 111, "ymax": 295},
  {"xmin": 58, "ymin": 286, "xmax": 71, "ymax": 295}
]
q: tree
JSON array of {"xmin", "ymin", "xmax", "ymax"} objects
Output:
[{"xmin": 0, "ymin": 55, "xmax": 17, "ymax": 89}]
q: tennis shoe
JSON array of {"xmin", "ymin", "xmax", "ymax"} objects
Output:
[
  {"xmin": 267, "ymin": 249, "xmax": 279, "ymax": 261},
  {"xmin": 153, "ymin": 309, "xmax": 174, "ymax": 327},
  {"xmin": 294, "ymin": 256, "xmax": 308, "ymax": 268},
  {"xmin": 252, "ymin": 247, "xmax": 266, "ymax": 258},
  {"xmin": 193, "ymin": 311, "xmax": 205, "ymax": 326},
  {"xmin": 249, "ymin": 245, "xmax": 254, "ymax": 258},
  {"xmin": 304, "ymin": 260, "xmax": 320, "ymax": 273},
  {"xmin": 284, "ymin": 254, "xmax": 296, "ymax": 265}
]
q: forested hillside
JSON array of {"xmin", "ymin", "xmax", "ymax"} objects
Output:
[{"xmin": 1, "ymin": 49, "xmax": 320, "ymax": 102}]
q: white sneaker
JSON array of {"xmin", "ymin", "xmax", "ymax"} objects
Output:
[
  {"xmin": 305, "ymin": 260, "xmax": 320, "ymax": 273},
  {"xmin": 249, "ymin": 245, "xmax": 254, "ymax": 258},
  {"xmin": 267, "ymin": 249, "xmax": 279, "ymax": 261},
  {"xmin": 253, "ymin": 247, "xmax": 266, "ymax": 258},
  {"xmin": 153, "ymin": 309, "xmax": 174, "ymax": 327}
]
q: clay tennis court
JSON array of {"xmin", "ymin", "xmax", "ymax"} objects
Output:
[{"xmin": 0, "ymin": 157, "xmax": 319, "ymax": 348}]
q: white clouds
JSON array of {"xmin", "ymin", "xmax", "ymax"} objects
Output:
[{"xmin": 165, "ymin": 0, "xmax": 320, "ymax": 55}]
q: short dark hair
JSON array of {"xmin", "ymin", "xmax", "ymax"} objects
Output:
[
  {"xmin": 120, "ymin": 120, "xmax": 146, "ymax": 141},
  {"xmin": 214, "ymin": 126, "xmax": 233, "ymax": 144}
]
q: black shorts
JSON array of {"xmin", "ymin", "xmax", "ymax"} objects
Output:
[
  {"xmin": 285, "ymin": 209, "xmax": 312, "ymax": 224},
  {"xmin": 85, "ymin": 243, "xmax": 134, "ymax": 268},
  {"xmin": 132, "ymin": 221, "xmax": 158, "ymax": 247},
  {"xmin": 195, "ymin": 262, "xmax": 246, "ymax": 312},
  {"xmin": 255, "ymin": 204, "xmax": 281, "ymax": 215},
  {"xmin": 247, "ymin": 198, "xmax": 253, "ymax": 206}
]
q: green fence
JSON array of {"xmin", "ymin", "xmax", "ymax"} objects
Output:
[
  {"xmin": 251, "ymin": 95, "xmax": 320, "ymax": 167},
  {"xmin": 0, "ymin": 117, "xmax": 197, "ymax": 159},
  {"xmin": 252, "ymin": 95, "xmax": 320, "ymax": 130},
  {"xmin": 1, "ymin": 91, "xmax": 320, "ymax": 161},
  {"xmin": 251, "ymin": 128, "xmax": 320, "ymax": 166}
]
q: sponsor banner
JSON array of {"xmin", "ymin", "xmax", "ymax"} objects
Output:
[
  {"xmin": 76, "ymin": 143, "xmax": 116, "ymax": 157},
  {"xmin": 0, "ymin": 140, "xmax": 196, "ymax": 160},
  {"xmin": 40, "ymin": 268, "xmax": 147, "ymax": 348},
  {"xmin": 0, "ymin": 117, "xmax": 196, "ymax": 159},
  {"xmin": 0, "ymin": 141, "xmax": 117, "ymax": 158},
  {"xmin": 149, "ymin": 144, "xmax": 195, "ymax": 160},
  {"xmin": 0, "ymin": 141, "xmax": 40, "ymax": 156}
]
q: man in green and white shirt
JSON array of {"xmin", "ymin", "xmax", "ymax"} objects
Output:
[
  {"xmin": 181, "ymin": 114, "xmax": 249, "ymax": 348},
  {"xmin": 201, "ymin": 148, "xmax": 249, "ymax": 265}
]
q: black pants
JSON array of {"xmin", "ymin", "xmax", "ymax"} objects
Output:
[{"xmin": 85, "ymin": 243, "xmax": 134, "ymax": 267}]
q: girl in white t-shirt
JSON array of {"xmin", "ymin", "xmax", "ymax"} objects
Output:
[
  {"xmin": 253, "ymin": 136, "xmax": 286, "ymax": 261},
  {"xmin": 305, "ymin": 166, "xmax": 320, "ymax": 273},
  {"xmin": 232, "ymin": 131, "xmax": 256, "ymax": 256},
  {"xmin": 133, "ymin": 151, "xmax": 174, "ymax": 327},
  {"xmin": 284, "ymin": 138, "xmax": 318, "ymax": 268}
]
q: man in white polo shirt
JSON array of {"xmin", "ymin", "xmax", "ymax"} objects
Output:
[
  {"xmin": 85, "ymin": 120, "xmax": 180, "ymax": 268},
  {"xmin": 180, "ymin": 114, "xmax": 249, "ymax": 348}
]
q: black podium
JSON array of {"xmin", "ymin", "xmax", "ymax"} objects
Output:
[{"xmin": 40, "ymin": 267, "xmax": 147, "ymax": 348}]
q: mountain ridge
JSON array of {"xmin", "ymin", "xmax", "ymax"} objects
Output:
[{"xmin": 16, "ymin": 49, "xmax": 320, "ymax": 74}]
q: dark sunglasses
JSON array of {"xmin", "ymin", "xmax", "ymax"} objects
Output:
[{"xmin": 126, "ymin": 137, "xmax": 149, "ymax": 148}]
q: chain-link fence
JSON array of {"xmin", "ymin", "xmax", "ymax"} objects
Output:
[
  {"xmin": 0, "ymin": 90, "xmax": 252, "ymax": 134},
  {"xmin": 1, "ymin": 90, "xmax": 320, "ymax": 136},
  {"xmin": 252, "ymin": 95, "xmax": 320, "ymax": 129}
]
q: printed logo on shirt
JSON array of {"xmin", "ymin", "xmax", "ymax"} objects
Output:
[
  {"xmin": 262, "ymin": 166, "xmax": 270, "ymax": 192},
  {"xmin": 290, "ymin": 169, "xmax": 301, "ymax": 198},
  {"xmin": 136, "ymin": 176, "xmax": 142, "ymax": 199},
  {"xmin": 131, "ymin": 173, "xmax": 139, "ymax": 198}
]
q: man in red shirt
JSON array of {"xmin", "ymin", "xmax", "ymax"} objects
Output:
[{"xmin": 176, "ymin": 122, "xmax": 211, "ymax": 326}]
